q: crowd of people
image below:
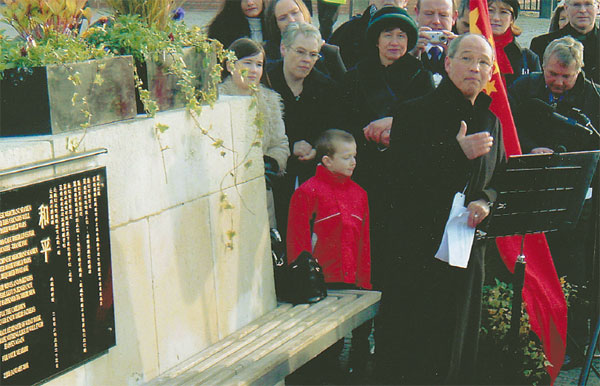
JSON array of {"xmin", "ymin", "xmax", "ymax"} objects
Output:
[{"xmin": 208, "ymin": 0, "xmax": 599, "ymax": 383}]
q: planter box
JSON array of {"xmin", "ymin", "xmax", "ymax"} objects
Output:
[
  {"xmin": 0, "ymin": 56, "xmax": 136, "ymax": 137},
  {"xmin": 135, "ymin": 47, "xmax": 217, "ymax": 114}
]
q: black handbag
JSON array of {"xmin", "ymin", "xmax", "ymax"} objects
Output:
[
  {"xmin": 285, "ymin": 250, "xmax": 327, "ymax": 304},
  {"xmin": 271, "ymin": 213, "xmax": 327, "ymax": 304}
]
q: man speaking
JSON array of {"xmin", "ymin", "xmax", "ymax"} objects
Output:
[{"xmin": 377, "ymin": 33, "xmax": 505, "ymax": 384}]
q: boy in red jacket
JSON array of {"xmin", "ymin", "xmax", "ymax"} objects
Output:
[{"xmin": 286, "ymin": 128, "xmax": 371, "ymax": 379}]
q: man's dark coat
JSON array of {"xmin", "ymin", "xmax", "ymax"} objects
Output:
[
  {"xmin": 503, "ymin": 40, "xmax": 541, "ymax": 87},
  {"xmin": 530, "ymin": 24, "xmax": 599, "ymax": 83},
  {"xmin": 377, "ymin": 77, "xmax": 505, "ymax": 385},
  {"xmin": 509, "ymin": 72, "xmax": 600, "ymax": 153}
]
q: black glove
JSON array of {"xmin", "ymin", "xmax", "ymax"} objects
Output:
[{"xmin": 264, "ymin": 155, "xmax": 280, "ymax": 190}]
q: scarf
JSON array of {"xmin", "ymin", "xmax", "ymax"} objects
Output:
[{"xmin": 494, "ymin": 29, "xmax": 514, "ymax": 75}]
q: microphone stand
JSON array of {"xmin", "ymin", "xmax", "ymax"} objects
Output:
[{"xmin": 578, "ymin": 119, "xmax": 600, "ymax": 385}]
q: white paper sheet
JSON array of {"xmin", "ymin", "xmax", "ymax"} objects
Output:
[{"xmin": 435, "ymin": 192, "xmax": 476, "ymax": 268}]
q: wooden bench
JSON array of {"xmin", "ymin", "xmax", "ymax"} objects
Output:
[{"xmin": 146, "ymin": 289, "xmax": 381, "ymax": 386}]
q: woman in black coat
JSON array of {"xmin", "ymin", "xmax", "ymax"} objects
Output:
[
  {"xmin": 337, "ymin": 6, "xmax": 434, "ymax": 289},
  {"xmin": 207, "ymin": 0, "xmax": 266, "ymax": 49},
  {"xmin": 488, "ymin": 0, "xmax": 541, "ymax": 87}
]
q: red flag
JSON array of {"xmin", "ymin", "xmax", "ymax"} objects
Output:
[{"xmin": 469, "ymin": 1, "xmax": 567, "ymax": 382}]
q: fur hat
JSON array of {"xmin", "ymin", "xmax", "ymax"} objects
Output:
[{"xmin": 366, "ymin": 7, "xmax": 418, "ymax": 51}]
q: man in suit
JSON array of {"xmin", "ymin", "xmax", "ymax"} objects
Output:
[
  {"xmin": 530, "ymin": 0, "xmax": 598, "ymax": 83},
  {"xmin": 411, "ymin": 0, "xmax": 459, "ymax": 83}
]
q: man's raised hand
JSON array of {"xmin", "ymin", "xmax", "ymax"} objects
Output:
[{"xmin": 456, "ymin": 121, "xmax": 493, "ymax": 160}]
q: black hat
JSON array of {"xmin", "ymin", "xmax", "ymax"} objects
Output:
[
  {"xmin": 366, "ymin": 7, "xmax": 418, "ymax": 51},
  {"xmin": 493, "ymin": 0, "xmax": 520, "ymax": 19}
]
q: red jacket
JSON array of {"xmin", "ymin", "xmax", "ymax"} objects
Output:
[{"xmin": 287, "ymin": 165, "xmax": 371, "ymax": 289}]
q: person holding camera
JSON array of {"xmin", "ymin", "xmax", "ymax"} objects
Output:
[
  {"xmin": 411, "ymin": 0, "xmax": 459, "ymax": 82},
  {"xmin": 508, "ymin": 36, "xmax": 600, "ymax": 368}
]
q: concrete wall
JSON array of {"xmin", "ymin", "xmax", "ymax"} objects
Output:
[{"xmin": 0, "ymin": 96, "xmax": 276, "ymax": 385}]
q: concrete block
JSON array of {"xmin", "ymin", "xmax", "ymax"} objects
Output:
[
  {"xmin": 0, "ymin": 139, "xmax": 54, "ymax": 190},
  {"xmin": 82, "ymin": 219, "xmax": 160, "ymax": 384},
  {"xmin": 50, "ymin": 117, "xmax": 169, "ymax": 227},
  {"xmin": 209, "ymin": 178, "xmax": 276, "ymax": 338},
  {"xmin": 50, "ymin": 98, "xmax": 247, "ymax": 227},
  {"xmin": 44, "ymin": 365, "xmax": 86, "ymax": 386},
  {"xmin": 148, "ymin": 104, "xmax": 236, "ymax": 203},
  {"xmin": 148, "ymin": 197, "xmax": 220, "ymax": 373}
]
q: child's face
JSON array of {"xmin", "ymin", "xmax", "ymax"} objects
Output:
[{"xmin": 324, "ymin": 141, "xmax": 357, "ymax": 177}]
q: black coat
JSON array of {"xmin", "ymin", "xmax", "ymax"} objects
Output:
[
  {"xmin": 337, "ymin": 54, "xmax": 435, "ymax": 187},
  {"xmin": 378, "ymin": 78, "xmax": 505, "ymax": 384},
  {"xmin": 336, "ymin": 54, "xmax": 434, "ymax": 268},
  {"xmin": 509, "ymin": 72, "xmax": 600, "ymax": 153},
  {"xmin": 268, "ymin": 62, "xmax": 337, "ymax": 235},
  {"xmin": 420, "ymin": 49, "xmax": 447, "ymax": 78},
  {"xmin": 530, "ymin": 24, "xmax": 599, "ymax": 83},
  {"xmin": 388, "ymin": 77, "xmax": 505, "ymax": 258},
  {"xmin": 328, "ymin": 5, "xmax": 373, "ymax": 70},
  {"xmin": 503, "ymin": 40, "xmax": 541, "ymax": 87},
  {"xmin": 207, "ymin": 16, "xmax": 266, "ymax": 49}
]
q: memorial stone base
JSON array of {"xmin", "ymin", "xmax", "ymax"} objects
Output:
[{"xmin": 0, "ymin": 96, "xmax": 275, "ymax": 385}]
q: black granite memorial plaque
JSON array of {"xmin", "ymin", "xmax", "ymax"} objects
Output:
[{"xmin": 0, "ymin": 167, "xmax": 115, "ymax": 385}]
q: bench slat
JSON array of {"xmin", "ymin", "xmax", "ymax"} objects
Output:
[
  {"xmin": 229, "ymin": 291, "xmax": 381, "ymax": 386},
  {"xmin": 193, "ymin": 294, "xmax": 359, "ymax": 385},
  {"xmin": 145, "ymin": 290, "xmax": 381, "ymax": 386}
]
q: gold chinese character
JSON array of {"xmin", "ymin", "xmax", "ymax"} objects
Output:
[
  {"xmin": 38, "ymin": 204, "xmax": 50, "ymax": 229},
  {"xmin": 40, "ymin": 237, "xmax": 52, "ymax": 263}
]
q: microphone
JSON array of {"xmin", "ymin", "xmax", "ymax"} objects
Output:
[{"xmin": 529, "ymin": 98, "xmax": 594, "ymax": 135}]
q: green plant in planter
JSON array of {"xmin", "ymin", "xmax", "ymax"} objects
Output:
[
  {"xmin": 1, "ymin": 0, "xmax": 92, "ymax": 40},
  {"xmin": 106, "ymin": 0, "xmax": 184, "ymax": 32},
  {"xmin": 83, "ymin": 14, "xmax": 171, "ymax": 63},
  {"xmin": 480, "ymin": 277, "xmax": 577, "ymax": 385},
  {"xmin": 0, "ymin": 31, "xmax": 109, "ymax": 73},
  {"xmin": 0, "ymin": 1, "xmax": 137, "ymax": 138}
]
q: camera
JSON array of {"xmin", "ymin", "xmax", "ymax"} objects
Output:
[{"xmin": 424, "ymin": 31, "xmax": 448, "ymax": 44}]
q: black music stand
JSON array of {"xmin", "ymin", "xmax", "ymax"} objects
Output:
[{"xmin": 479, "ymin": 151, "xmax": 600, "ymax": 379}]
